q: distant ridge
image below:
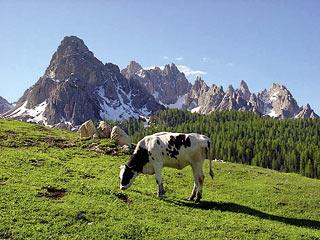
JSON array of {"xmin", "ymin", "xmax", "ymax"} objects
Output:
[{"xmin": 122, "ymin": 64, "xmax": 318, "ymax": 119}]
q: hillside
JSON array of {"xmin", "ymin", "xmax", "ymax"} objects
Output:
[{"xmin": 0, "ymin": 120, "xmax": 320, "ymax": 239}]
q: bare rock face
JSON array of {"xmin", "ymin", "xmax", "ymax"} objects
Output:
[
  {"xmin": 0, "ymin": 96, "xmax": 13, "ymax": 114},
  {"xmin": 121, "ymin": 62, "xmax": 191, "ymax": 106},
  {"xmin": 80, "ymin": 120, "xmax": 96, "ymax": 138},
  {"xmin": 110, "ymin": 126, "xmax": 131, "ymax": 148},
  {"xmin": 3, "ymin": 36, "xmax": 164, "ymax": 127},
  {"xmin": 96, "ymin": 121, "xmax": 110, "ymax": 138}
]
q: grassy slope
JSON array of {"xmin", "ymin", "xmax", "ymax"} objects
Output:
[{"xmin": 0, "ymin": 120, "xmax": 319, "ymax": 239}]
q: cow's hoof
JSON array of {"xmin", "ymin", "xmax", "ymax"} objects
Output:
[
  {"xmin": 157, "ymin": 190, "xmax": 165, "ymax": 198},
  {"xmin": 195, "ymin": 192, "xmax": 202, "ymax": 203}
]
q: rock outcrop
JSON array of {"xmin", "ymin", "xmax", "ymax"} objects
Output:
[
  {"xmin": 96, "ymin": 121, "xmax": 111, "ymax": 138},
  {"xmin": 80, "ymin": 120, "xmax": 96, "ymax": 138},
  {"xmin": 110, "ymin": 126, "xmax": 131, "ymax": 147}
]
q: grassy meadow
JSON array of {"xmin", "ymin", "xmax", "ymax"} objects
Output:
[{"xmin": 0, "ymin": 119, "xmax": 319, "ymax": 239}]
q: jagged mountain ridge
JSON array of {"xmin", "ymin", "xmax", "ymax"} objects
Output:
[
  {"xmin": 182, "ymin": 78, "xmax": 319, "ymax": 119},
  {"xmin": 2, "ymin": 36, "xmax": 164, "ymax": 128},
  {"xmin": 2, "ymin": 35, "xmax": 318, "ymax": 128},
  {"xmin": 0, "ymin": 96, "xmax": 13, "ymax": 114},
  {"xmin": 121, "ymin": 62, "xmax": 318, "ymax": 119}
]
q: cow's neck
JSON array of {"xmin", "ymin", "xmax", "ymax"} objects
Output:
[{"xmin": 127, "ymin": 146, "xmax": 149, "ymax": 173}]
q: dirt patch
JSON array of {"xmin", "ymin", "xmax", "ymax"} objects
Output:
[
  {"xmin": 82, "ymin": 175, "xmax": 96, "ymax": 179},
  {"xmin": 114, "ymin": 192, "xmax": 133, "ymax": 205},
  {"xmin": 277, "ymin": 202, "xmax": 287, "ymax": 206},
  {"xmin": 0, "ymin": 177, "xmax": 8, "ymax": 185},
  {"xmin": 38, "ymin": 187, "xmax": 66, "ymax": 200}
]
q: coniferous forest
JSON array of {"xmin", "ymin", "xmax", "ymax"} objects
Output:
[{"xmin": 120, "ymin": 109, "xmax": 320, "ymax": 179}]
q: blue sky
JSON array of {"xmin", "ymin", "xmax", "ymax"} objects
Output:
[{"xmin": 1, "ymin": 0, "xmax": 319, "ymax": 114}]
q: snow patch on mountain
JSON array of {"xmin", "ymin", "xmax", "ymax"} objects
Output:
[
  {"xmin": 159, "ymin": 95, "xmax": 186, "ymax": 109},
  {"xmin": 191, "ymin": 106, "xmax": 201, "ymax": 113},
  {"xmin": 6, "ymin": 101, "xmax": 48, "ymax": 124}
]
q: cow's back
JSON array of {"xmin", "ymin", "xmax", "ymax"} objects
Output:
[{"xmin": 144, "ymin": 132, "xmax": 210, "ymax": 169}]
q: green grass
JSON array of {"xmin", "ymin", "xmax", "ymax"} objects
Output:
[{"xmin": 0, "ymin": 119, "xmax": 320, "ymax": 239}]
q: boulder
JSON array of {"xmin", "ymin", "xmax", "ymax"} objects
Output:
[
  {"xmin": 96, "ymin": 121, "xmax": 110, "ymax": 138},
  {"xmin": 80, "ymin": 120, "xmax": 96, "ymax": 138},
  {"xmin": 110, "ymin": 126, "xmax": 131, "ymax": 148}
]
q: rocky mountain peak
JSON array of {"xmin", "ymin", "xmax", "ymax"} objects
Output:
[
  {"xmin": 189, "ymin": 77, "xmax": 208, "ymax": 98},
  {"xmin": 227, "ymin": 85, "xmax": 235, "ymax": 95},
  {"xmin": 240, "ymin": 80, "xmax": 248, "ymax": 88},
  {"xmin": 267, "ymin": 83, "xmax": 300, "ymax": 119},
  {"xmin": 193, "ymin": 76, "xmax": 208, "ymax": 90},
  {"xmin": 121, "ymin": 61, "xmax": 143, "ymax": 79},
  {"xmin": 238, "ymin": 80, "xmax": 251, "ymax": 100},
  {"xmin": 43, "ymin": 36, "xmax": 103, "ymax": 87},
  {"xmin": 57, "ymin": 36, "xmax": 92, "ymax": 57}
]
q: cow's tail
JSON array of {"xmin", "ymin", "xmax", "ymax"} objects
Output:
[
  {"xmin": 209, "ymin": 159, "xmax": 214, "ymax": 179},
  {"xmin": 207, "ymin": 139, "xmax": 214, "ymax": 179}
]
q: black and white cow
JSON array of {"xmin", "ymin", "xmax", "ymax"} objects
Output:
[{"xmin": 119, "ymin": 132, "xmax": 213, "ymax": 202}]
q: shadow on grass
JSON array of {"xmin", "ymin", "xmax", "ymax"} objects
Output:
[{"xmin": 164, "ymin": 198, "xmax": 320, "ymax": 229}]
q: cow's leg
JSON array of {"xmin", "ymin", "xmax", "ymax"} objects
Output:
[
  {"xmin": 190, "ymin": 162, "xmax": 205, "ymax": 202},
  {"xmin": 154, "ymin": 167, "xmax": 165, "ymax": 197},
  {"xmin": 188, "ymin": 183, "xmax": 197, "ymax": 201},
  {"xmin": 195, "ymin": 170, "xmax": 204, "ymax": 202}
]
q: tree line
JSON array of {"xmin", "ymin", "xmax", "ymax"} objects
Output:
[{"xmin": 120, "ymin": 109, "xmax": 320, "ymax": 179}]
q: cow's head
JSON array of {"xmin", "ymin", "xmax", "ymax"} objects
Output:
[{"xmin": 119, "ymin": 165, "xmax": 138, "ymax": 190}]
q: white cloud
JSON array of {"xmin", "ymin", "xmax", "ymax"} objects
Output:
[
  {"xmin": 144, "ymin": 66, "xmax": 165, "ymax": 70},
  {"xmin": 162, "ymin": 56, "xmax": 170, "ymax": 60},
  {"xmin": 177, "ymin": 65, "xmax": 207, "ymax": 76},
  {"xmin": 175, "ymin": 57, "xmax": 184, "ymax": 61},
  {"xmin": 226, "ymin": 62, "xmax": 234, "ymax": 67},
  {"xmin": 144, "ymin": 65, "xmax": 206, "ymax": 76}
]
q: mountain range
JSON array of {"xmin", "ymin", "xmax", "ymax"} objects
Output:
[{"xmin": 1, "ymin": 36, "xmax": 318, "ymax": 129}]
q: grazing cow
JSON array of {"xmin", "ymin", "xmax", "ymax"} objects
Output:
[{"xmin": 119, "ymin": 132, "xmax": 213, "ymax": 202}]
